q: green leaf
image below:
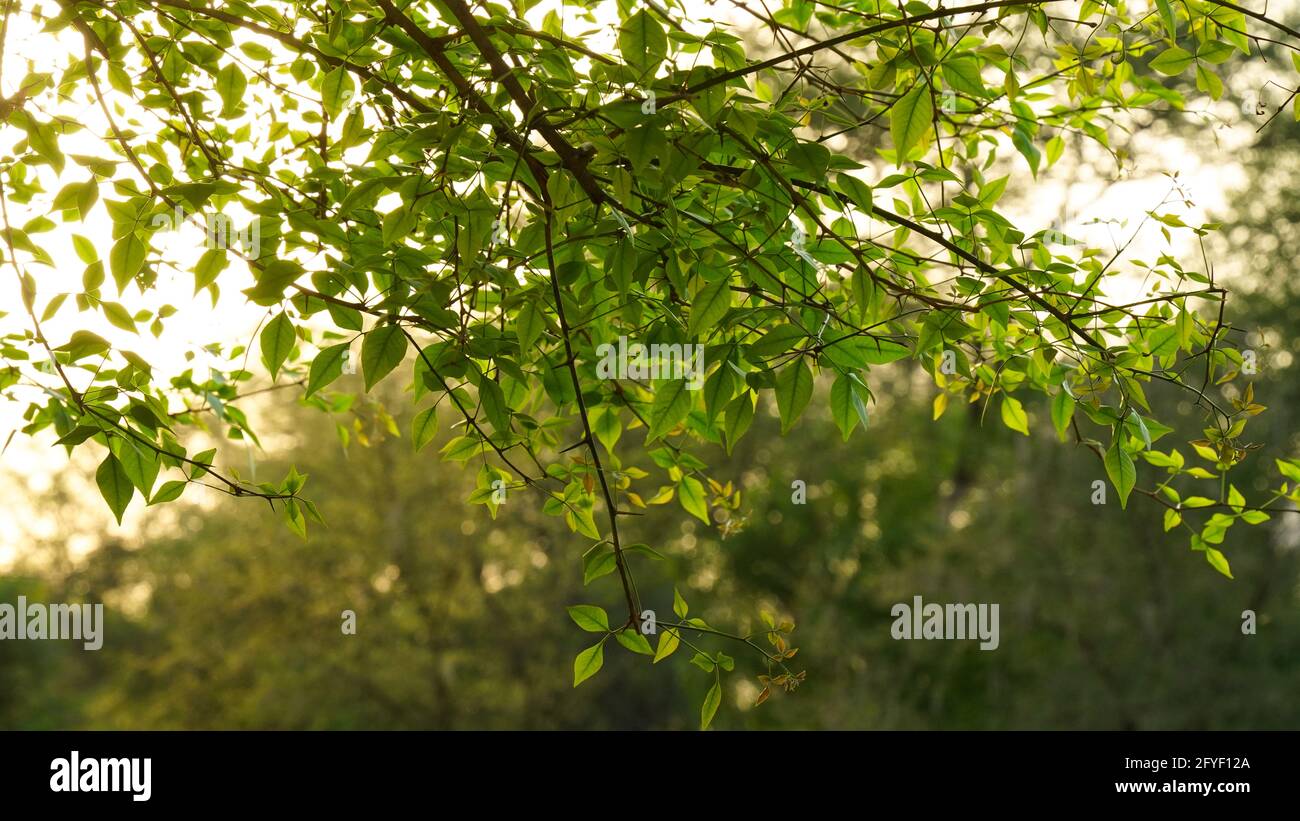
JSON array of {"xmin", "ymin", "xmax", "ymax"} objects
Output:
[
  {"xmin": 71, "ymin": 233, "xmax": 98, "ymax": 264},
  {"xmin": 890, "ymin": 85, "xmax": 933, "ymax": 161},
  {"xmin": 1011, "ymin": 125, "xmax": 1040, "ymax": 176},
  {"xmin": 113, "ymin": 439, "xmax": 159, "ymax": 496},
  {"xmin": 440, "ymin": 435, "xmax": 484, "ymax": 462},
  {"xmin": 1155, "ymin": 0, "xmax": 1177, "ymax": 39},
  {"xmin": 573, "ymin": 641, "xmax": 605, "ymax": 687},
  {"xmin": 216, "ymin": 63, "xmax": 247, "ymax": 116},
  {"xmin": 1164, "ymin": 508, "xmax": 1182, "ymax": 532},
  {"xmin": 361, "ymin": 325, "xmax": 407, "ymax": 391},
  {"xmin": 750, "ymin": 324, "xmax": 806, "ymax": 358},
  {"xmin": 678, "ymin": 475, "xmax": 709, "ymax": 523},
  {"xmin": 1149, "ymin": 46, "xmax": 1194, "ymax": 76},
  {"xmin": 653, "ymin": 628, "xmax": 680, "ymax": 663},
  {"xmin": 381, "ymin": 204, "xmax": 417, "ymax": 246},
  {"xmin": 858, "ymin": 338, "xmax": 910, "ymax": 364},
  {"xmin": 625, "ymin": 543, "xmax": 665, "ymax": 562},
  {"xmin": 619, "ymin": 9, "xmax": 667, "ymax": 78},
  {"xmin": 259, "ymin": 312, "xmax": 295, "ymax": 379},
  {"xmin": 1204, "ymin": 547, "xmax": 1233, "ymax": 579},
  {"xmin": 306, "ymin": 343, "xmax": 348, "ymax": 397},
  {"xmin": 1197, "ymin": 41, "xmax": 1235, "ymax": 65},
  {"xmin": 700, "ymin": 679, "xmax": 722, "ymax": 730},
  {"xmin": 775, "ymin": 358, "xmax": 813, "ymax": 434},
  {"xmin": 687, "ymin": 275, "xmax": 732, "ymax": 338},
  {"xmin": 616, "ymin": 628, "xmax": 654, "ymax": 656},
  {"xmin": 1227, "ymin": 484, "xmax": 1245, "ymax": 511},
  {"xmin": 940, "ymin": 57, "xmax": 986, "ymax": 97},
  {"xmin": 320, "ymin": 66, "xmax": 354, "ymax": 119},
  {"xmin": 582, "ymin": 544, "xmax": 618, "ymax": 585},
  {"xmin": 148, "ymin": 480, "xmax": 186, "ymax": 505},
  {"xmin": 785, "ymin": 142, "xmax": 830, "ymax": 179},
  {"xmin": 673, "ymin": 587, "xmax": 688, "ymax": 618},
  {"xmin": 647, "ymin": 379, "xmax": 692, "ymax": 441},
  {"xmin": 96, "ymin": 452, "xmax": 134, "ymax": 524},
  {"xmin": 411, "ymin": 406, "xmax": 438, "ymax": 452},
  {"xmin": 102, "ymin": 301, "xmax": 136, "ymax": 333},
  {"xmin": 567, "ymin": 604, "xmax": 610, "ymax": 632},
  {"xmin": 1050, "ymin": 391, "xmax": 1075, "ymax": 442},
  {"xmin": 605, "ymin": 237, "xmax": 635, "ymax": 294},
  {"xmin": 194, "ymin": 248, "xmax": 227, "ymax": 293},
  {"xmin": 188, "ymin": 448, "xmax": 216, "ymax": 480},
  {"xmin": 1277, "ymin": 459, "xmax": 1300, "ymax": 484},
  {"xmin": 835, "ymin": 173, "xmax": 874, "ymax": 215},
  {"xmin": 702, "ymin": 365, "xmax": 735, "ymax": 423},
  {"xmin": 590, "ymin": 405, "xmax": 621, "ymax": 453},
  {"xmin": 1195, "ymin": 63, "xmax": 1223, "ymax": 100},
  {"xmin": 240, "ymin": 42, "xmax": 275, "ymax": 61},
  {"xmin": 830, "ymin": 372, "xmax": 865, "ymax": 441},
  {"xmin": 1128, "ymin": 410, "xmax": 1152, "ymax": 451},
  {"xmin": 516, "ymin": 300, "xmax": 545, "ymax": 350},
  {"xmin": 1045, "ymin": 135, "xmax": 1065, "ymax": 167},
  {"xmin": 1104, "ymin": 437, "xmax": 1137, "ymax": 509},
  {"xmin": 23, "ymin": 117, "xmax": 64, "ymax": 172},
  {"xmin": 54, "ymin": 425, "xmax": 101, "ymax": 448},
  {"xmin": 1000, "ymin": 395, "xmax": 1030, "ymax": 436},
  {"xmin": 723, "ymin": 392, "xmax": 755, "ymax": 454},
  {"xmin": 479, "ymin": 379, "xmax": 510, "ymax": 433},
  {"xmin": 109, "ymin": 234, "xmax": 146, "ymax": 293},
  {"xmin": 244, "ymin": 259, "xmax": 303, "ymax": 305},
  {"xmin": 54, "ymin": 181, "xmax": 98, "ymax": 220},
  {"xmin": 56, "ymin": 330, "xmax": 110, "ymax": 361}
]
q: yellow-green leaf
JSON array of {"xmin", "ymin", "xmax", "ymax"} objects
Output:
[
  {"xmin": 259, "ymin": 312, "xmax": 295, "ymax": 378},
  {"xmin": 775, "ymin": 358, "xmax": 813, "ymax": 434},
  {"xmin": 361, "ymin": 325, "xmax": 407, "ymax": 392},
  {"xmin": 573, "ymin": 641, "xmax": 605, "ymax": 687},
  {"xmin": 95, "ymin": 452, "xmax": 134, "ymax": 525},
  {"xmin": 700, "ymin": 679, "xmax": 722, "ymax": 730},
  {"xmin": 567, "ymin": 604, "xmax": 609, "ymax": 632},
  {"xmin": 890, "ymin": 85, "xmax": 933, "ymax": 161},
  {"xmin": 411, "ymin": 406, "xmax": 438, "ymax": 452},
  {"xmin": 1001, "ymin": 395, "xmax": 1029, "ymax": 436},
  {"xmin": 1104, "ymin": 438, "xmax": 1137, "ymax": 509}
]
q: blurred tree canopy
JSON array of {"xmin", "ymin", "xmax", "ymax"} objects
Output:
[{"xmin": 3, "ymin": 0, "xmax": 1300, "ymax": 727}]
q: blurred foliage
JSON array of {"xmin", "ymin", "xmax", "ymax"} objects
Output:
[{"xmin": 5, "ymin": 338, "xmax": 1299, "ymax": 729}]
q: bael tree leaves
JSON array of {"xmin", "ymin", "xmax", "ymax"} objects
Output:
[
  {"xmin": 260, "ymin": 313, "xmax": 296, "ymax": 379},
  {"xmin": 1105, "ymin": 436, "xmax": 1138, "ymax": 510},
  {"xmin": 3, "ymin": 0, "xmax": 1292, "ymax": 730},
  {"xmin": 306, "ymin": 343, "xmax": 349, "ymax": 397},
  {"xmin": 890, "ymin": 84, "xmax": 933, "ymax": 161},
  {"xmin": 573, "ymin": 641, "xmax": 605, "ymax": 687},
  {"xmin": 95, "ymin": 453, "xmax": 134, "ymax": 525},
  {"xmin": 619, "ymin": 10, "xmax": 667, "ymax": 79},
  {"xmin": 775, "ymin": 359, "xmax": 813, "ymax": 434},
  {"xmin": 567, "ymin": 605, "xmax": 610, "ymax": 633},
  {"xmin": 647, "ymin": 379, "xmax": 692, "ymax": 441},
  {"xmin": 361, "ymin": 325, "xmax": 408, "ymax": 392},
  {"xmin": 687, "ymin": 275, "xmax": 733, "ymax": 339}
]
